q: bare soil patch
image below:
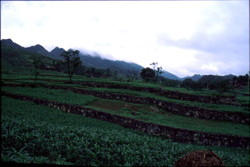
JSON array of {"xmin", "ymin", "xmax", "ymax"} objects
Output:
[
  {"xmin": 174, "ymin": 150, "xmax": 225, "ymax": 167},
  {"xmin": 89, "ymin": 100, "xmax": 126, "ymax": 111},
  {"xmin": 89, "ymin": 99, "xmax": 151, "ymax": 114}
]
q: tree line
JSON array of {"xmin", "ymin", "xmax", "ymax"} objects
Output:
[
  {"xmin": 180, "ymin": 74, "xmax": 249, "ymax": 93},
  {"xmin": 33, "ymin": 50, "xmax": 249, "ymax": 93}
]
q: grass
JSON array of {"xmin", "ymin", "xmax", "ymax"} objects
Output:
[
  {"xmin": 1, "ymin": 71, "xmax": 234, "ymax": 97},
  {"xmin": 2, "ymin": 86, "xmax": 249, "ymax": 137},
  {"xmin": 2, "ymin": 86, "xmax": 98, "ymax": 106},
  {"xmin": 88, "ymin": 99, "xmax": 250, "ymax": 137},
  {"xmin": 2, "ymin": 96, "xmax": 250, "ymax": 166},
  {"xmin": 84, "ymin": 86, "xmax": 249, "ymax": 114},
  {"xmin": 2, "ymin": 79, "xmax": 248, "ymax": 114}
]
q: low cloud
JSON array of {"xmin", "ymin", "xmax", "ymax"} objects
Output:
[
  {"xmin": 1, "ymin": 1, "xmax": 249, "ymax": 77},
  {"xmin": 157, "ymin": 1, "xmax": 249, "ymax": 76}
]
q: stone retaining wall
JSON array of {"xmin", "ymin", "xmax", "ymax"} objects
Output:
[
  {"xmin": 74, "ymin": 81, "xmax": 238, "ymax": 105},
  {"xmin": 2, "ymin": 83, "xmax": 249, "ymax": 125},
  {"xmin": 2, "ymin": 78, "xmax": 238, "ymax": 105},
  {"xmin": 69, "ymin": 87, "xmax": 249, "ymax": 124},
  {"xmin": 2, "ymin": 91, "xmax": 249, "ymax": 149}
]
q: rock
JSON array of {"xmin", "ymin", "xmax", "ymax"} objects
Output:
[{"xmin": 174, "ymin": 150, "xmax": 225, "ymax": 167}]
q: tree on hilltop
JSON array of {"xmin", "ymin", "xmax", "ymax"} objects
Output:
[
  {"xmin": 61, "ymin": 50, "xmax": 82, "ymax": 83},
  {"xmin": 150, "ymin": 62, "xmax": 164, "ymax": 82},
  {"xmin": 140, "ymin": 67, "xmax": 155, "ymax": 82}
]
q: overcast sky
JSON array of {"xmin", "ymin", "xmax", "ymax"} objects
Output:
[{"xmin": 1, "ymin": 1, "xmax": 249, "ymax": 77}]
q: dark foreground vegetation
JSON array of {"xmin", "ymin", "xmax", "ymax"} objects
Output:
[
  {"xmin": 1, "ymin": 39, "xmax": 250, "ymax": 166},
  {"xmin": 1, "ymin": 69, "xmax": 250, "ymax": 166},
  {"xmin": 2, "ymin": 96, "xmax": 248, "ymax": 166}
]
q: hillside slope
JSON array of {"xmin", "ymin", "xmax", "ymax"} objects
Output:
[{"xmin": 1, "ymin": 39, "xmax": 144, "ymax": 76}]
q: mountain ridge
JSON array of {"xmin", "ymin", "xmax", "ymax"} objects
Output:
[
  {"xmin": 183, "ymin": 74, "xmax": 202, "ymax": 81},
  {"xmin": 1, "ymin": 39, "xmax": 144, "ymax": 77},
  {"xmin": 1, "ymin": 39, "xmax": 24, "ymax": 50},
  {"xmin": 50, "ymin": 47, "xmax": 66, "ymax": 60},
  {"xmin": 1, "ymin": 39, "xmax": 243, "ymax": 79},
  {"xmin": 160, "ymin": 71, "xmax": 180, "ymax": 80},
  {"xmin": 26, "ymin": 44, "xmax": 51, "ymax": 58}
]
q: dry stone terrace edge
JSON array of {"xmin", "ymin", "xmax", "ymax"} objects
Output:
[
  {"xmin": 2, "ymin": 78, "xmax": 239, "ymax": 106},
  {"xmin": 1, "ymin": 91, "xmax": 250, "ymax": 149},
  {"xmin": 73, "ymin": 81, "xmax": 237, "ymax": 105},
  {"xmin": 2, "ymin": 83, "xmax": 250, "ymax": 125}
]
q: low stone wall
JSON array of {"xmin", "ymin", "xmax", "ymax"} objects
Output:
[
  {"xmin": 2, "ymin": 91, "xmax": 249, "ymax": 149},
  {"xmin": 2, "ymin": 78, "xmax": 238, "ymax": 106},
  {"xmin": 69, "ymin": 87, "xmax": 249, "ymax": 124},
  {"xmin": 2, "ymin": 83, "xmax": 249, "ymax": 125},
  {"xmin": 73, "ymin": 81, "xmax": 238, "ymax": 105}
]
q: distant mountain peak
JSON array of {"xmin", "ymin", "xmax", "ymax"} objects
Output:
[
  {"xmin": 67, "ymin": 48, "xmax": 74, "ymax": 52},
  {"xmin": 27, "ymin": 44, "xmax": 47, "ymax": 50},
  {"xmin": 50, "ymin": 47, "xmax": 66, "ymax": 60},
  {"xmin": 183, "ymin": 74, "xmax": 202, "ymax": 81},
  {"xmin": 52, "ymin": 46, "xmax": 63, "ymax": 50},
  {"xmin": 50, "ymin": 46, "xmax": 65, "ymax": 52},
  {"xmin": 2, "ymin": 38, "xmax": 13, "ymax": 42},
  {"xmin": 1, "ymin": 38, "xmax": 23, "ymax": 49},
  {"xmin": 26, "ymin": 44, "xmax": 50, "ymax": 57}
]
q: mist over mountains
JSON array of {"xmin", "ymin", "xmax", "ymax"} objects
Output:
[
  {"xmin": 1, "ymin": 39, "xmax": 142, "ymax": 76},
  {"xmin": 1, "ymin": 39, "xmax": 181, "ymax": 79},
  {"xmin": 1, "ymin": 39, "xmax": 241, "ymax": 80}
]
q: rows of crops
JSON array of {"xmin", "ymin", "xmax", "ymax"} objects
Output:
[
  {"xmin": 2, "ymin": 86, "xmax": 249, "ymax": 137},
  {"xmin": 2, "ymin": 97, "xmax": 249, "ymax": 166},
  {"xmin": 21, "ymin": 77, "xmax": 242, "ymax": 110},
  {"xmin": 1, "ymin": 71, "xmax": 250, "ymax": 166},
  {"xmin": 2, "ymin": 78, "xmax": 249, "ymax": 114},
  {"xmin": 1, "ymin": 71, "xmax": 235, "ymax": 97}
]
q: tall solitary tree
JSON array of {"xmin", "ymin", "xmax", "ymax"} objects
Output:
[
  {"xmin": 150, "ymin": 62, "xmax": 164, "ymax": 82},
  {"xmin": 33, "ymin": 58, "xmax": 42, "ymax": 85},
  {"xmin": 140, "ymin": 67, "xmax": 155, "ymax": 82},
  {"xmin": 61, "ymin": 50, "xmax": 82, "ymax": 83}
]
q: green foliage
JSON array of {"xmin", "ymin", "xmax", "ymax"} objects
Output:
[
  {"xmin": 88, "ymin": 99, "xmax": 250, "ymax": 137},
  {"xmin": 32, "ymin": 58, "xmax": 44, "ymax": 85},
  {"xmin": 140, "ymin": 67, "xmax": 155, "ymax": 82},
  {"xmin": 197, "ymin": 75, "xmax": 236, "ymax": 93},
  {"xmin": 181, "ymin": 78, "xmax": 202, "ymax": 91},
  {"xmin": 2, "ymin": 86, "xmax": 249, "ymax": 136},
  {"xmin": 2, "ymin": 86, "xmax": 97, "ymax": 106},
  {"xmin": 216, "ymin": 80, "xmax": 234, "ymax": 93},
  {"xmin": 150, "ymin": 62, "xmax": 164, "ymax": 82},
  {"xmin": 61, "ymin": 50, "xmax": 82, "ymax": 82},
  {"xmin": 126, "ymin": 69, "xmax": 139, "ymax": 82},
  {"xmin": 1, "ymin": 76, "xmax": 248, "ymax": 114},
  {"xmin": 159, "ymin": 77, "xmax": 181, "ymax": 88},
  {"xmin": 2, "ymin": 97, "xmax": 249, "ymax": 166},
  {"xmin": 233, "ymin": 74, "xmax": 249, "ymax": 87},
  {"xmin": 1, "ymin": 47, "xmax": 54, "ymax": 69},
  {"xmin": 1, "ymin": 69, "xmax": 250, "ymax": 166}
]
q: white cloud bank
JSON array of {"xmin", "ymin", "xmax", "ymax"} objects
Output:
[{"xmin": 1, "ymin": 1, "xmax": 249, "ymax": 77}]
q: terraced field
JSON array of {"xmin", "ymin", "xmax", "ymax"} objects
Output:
[{"xmin": 1, "ymin": 71, "xmax": 250, "ymax": 166}]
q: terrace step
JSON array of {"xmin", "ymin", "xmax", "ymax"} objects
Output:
[
  {"xmin": 2, "ymin": 78, "xmax": 239, "ymax": 106},
  {"xmin": 2, "ymin": 91, "xmax": 250, "ymax": 149},
  {"xmin": 2, "ymin": 83, "xmax": 249, "ymax": 125}
]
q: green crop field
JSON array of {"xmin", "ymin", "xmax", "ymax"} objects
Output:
[
  {"xmin": 2, "ymin": 97, "xmax": 249, "ymax": 166},
  {"xmin": 2, "ymin": 74, "xmax": 249, "ymax": 114},
  {"xmin": 1, "ymin": 69, "xmax": 250, "ymax": 166},
  {"xmin": 2, "ymin": 86, "xmax": 249, "ymax": 137},
  {"xmin": 2, "ymin": 4, "xmax": 249, "ymax": 165}
]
